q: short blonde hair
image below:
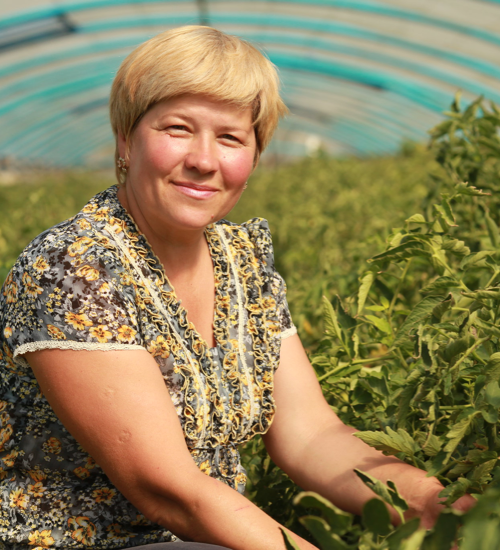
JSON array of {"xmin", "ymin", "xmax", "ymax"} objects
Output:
[{"xmin": 109, "ymin": 25, "xmax": 288, "ymax": 182}]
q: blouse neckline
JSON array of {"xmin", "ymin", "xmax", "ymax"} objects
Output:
[{"xmin": 105, "ymin": 185, "xmax": 226, "ymax": 354}]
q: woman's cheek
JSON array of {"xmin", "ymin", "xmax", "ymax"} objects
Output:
[{"xmin": 223, "ymin": 150, "xmax": 255, "ymax": 187}]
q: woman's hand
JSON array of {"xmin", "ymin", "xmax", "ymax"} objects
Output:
[
  {"xmin": 403, "ymin": 480, "xmax": 475, "ymax": 529},
  {"xmin": 264, "ymin": 334, "xmax": 478, "ymax": 528}
]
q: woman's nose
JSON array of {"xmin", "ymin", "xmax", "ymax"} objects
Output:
[{"xmin": 184, "ymin": 136, "xmax": 219, "ymax": 174}]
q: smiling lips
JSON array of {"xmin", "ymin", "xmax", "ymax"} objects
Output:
[{"xmin": 173, "ymin": 181, "xmax": 218, "ymax": 200}]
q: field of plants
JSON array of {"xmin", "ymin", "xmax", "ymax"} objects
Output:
[{"xmin": 2, "ymin": 94, "xmax": 500, "ymax": 548}]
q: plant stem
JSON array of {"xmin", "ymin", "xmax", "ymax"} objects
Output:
[{"xmin": 451, "ymin": 336, "xmax": 491, "ymax": 373}]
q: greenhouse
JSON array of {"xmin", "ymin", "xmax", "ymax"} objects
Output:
[{"xmin": 1, "ymin": 0, "xmax": 500, "ymax": 166}]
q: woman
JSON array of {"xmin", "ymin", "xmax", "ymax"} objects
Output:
[{"xmin": 0, "ymin": 26, "xmax": 472, "ymax": 550}]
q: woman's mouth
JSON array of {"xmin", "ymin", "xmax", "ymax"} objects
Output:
[{"xmin": 173, "ymin": 181, "xmax": 218, "ymax": 200}]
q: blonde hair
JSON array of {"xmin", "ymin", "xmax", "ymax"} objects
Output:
[{"xmin": 109, "ymin": 25, "xmax": 288, "ymax": 183}]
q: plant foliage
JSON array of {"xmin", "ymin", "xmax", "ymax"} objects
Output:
[{"xmin": 247, "ymin": 94, "xmax": 500, "ymax": 549}]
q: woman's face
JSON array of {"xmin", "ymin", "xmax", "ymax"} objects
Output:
[{"xmin": 118, "ymin": 94, "xmax": 257, "ymax": 242}]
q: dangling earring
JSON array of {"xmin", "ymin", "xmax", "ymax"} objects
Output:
[{"xmin": 117, "ymin": 157, "xmax": 128, "ymax": 173}]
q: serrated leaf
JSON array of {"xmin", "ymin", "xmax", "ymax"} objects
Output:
[
  {"xmin": 454, "ymin": 182, "xmax": 489, "ymax": 196},
  {"xmin": 438, "ymin": 477, "xmax": 472, "ymax": 505},
  {"xmin": 444, "ymin": 412, "xmax": 478, "ymax": 457},
  {"xmin": 393, "ymin": 296, "xmax": 443, "ymax": 346},
  {"xmin": 422, "ymin": 433, "xmax": 442, "ymax": 457},
  {"xmin": 460, "ymin": 250, "xmax": 495, "ymax": 269},
  {"xmin": 362, "ymin": 498, "xmax": 391, "ymax": 536},
  {"xmin": 323, "ymin": 296, "xmax": 343, "ymax": 341},
  {"xmin": 421, "ymin": 276, "xmax": 461, "ymax": 294},
  {"xmin": 468, "ymin": 459, "xmax": 497, "ymax": 484},
  {"xmin": 355, "ymin": 427, "xmax": 419, "ymax": 456},
  {"xmin": 357, "ymin": 272, "xmax": 375, "ymax": 315},
  {"xmin": 434, "ymin": 199, "xmax": 456, "ymax": 226}
]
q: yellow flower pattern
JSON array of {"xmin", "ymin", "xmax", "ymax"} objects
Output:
[{"xmin": 0, "ymin": 186, "xmax": 295, "ymax": 548}]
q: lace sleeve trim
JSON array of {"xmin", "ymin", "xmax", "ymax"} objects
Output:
[
  {"xmin": 280, "ymin": 326, "xmax": 297, "ymax": 340},
  {"xmin": 13, "ymin": 340, "xmax": 145, "ymax": 360}
]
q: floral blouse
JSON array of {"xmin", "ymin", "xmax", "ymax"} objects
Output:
[{"xmin": 0, "ymin": 186, "xmax": 296, "ymax": 550}]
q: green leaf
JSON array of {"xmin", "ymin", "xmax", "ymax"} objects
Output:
[
  {"xmin": 354, "ymin": 469, "xmax": 394, "ymax": 507},
  {"xmin": 354, "ymin": 469, "xmax": 408, "ymax": 522},
  {"xmin": 401, "ymin": 529, "xmax": 427, "ymax": 550},
  {"xmin": 323, "ymin": 296, "xmax": 343, "ymax": 341},
  {"xmin": 468, "ymin": 459, "xmax": 497, "ymax": 484},
  {"xmin": 420, "ymin": 509, "xmax": 461, "ymax": 550},
  {"xmin": 406, "ymin": 213, "xmax": 427, "ymax": 224},
  {"xmin": 362, "ymin": 498, "xmax": 391, "ymax": 536},
  {"xmin": 434, "ymin": 199, "xmax": 456, "ymax": 226},
  {"xmin": 485, "ymin": 352, "xmax": 500, "ymax": 382},
  {"xmin": 393, "ymin": 296, "xmax": 443, "ymax": 346},
  {"xmin": 281, "ymin": 529, "xmax": 301, "ymax": 550},
  {"xmin": 365, "ymin": 315, "xmax": 392, "ymax": 334},
  {"xmin": 387, "ymin": 480, "xmax": 409, "ymax": 512},
  {"xmin": 333, "ymin": 296, "xmax": 357, "ymax": 333},
  {"xmin": 484, "ymin": 210, "xmax": 500, "ymax": 248},
  {"xmin": 438, "ymin": 477, "xmax": 472, "ymax": 505},
  {"xmin": 460, "ymin": 488, "xmax": 500, "ymax": 550},
  {"xmin": 354, "ymin": 427, "xmax": 420, "ymax": 456},
  {"xmin": 460, "ymin": 250, "xmax": 495, "ymax": 269},
  {"xmin": 431, "ymin": 294, "xmax": 454, "ymax": 321},
  {"xmin": 357, "ymin": 272, "xmax": 375, "ymax": 315},
  {"xmin": 422, "ymin": 434, "xmax": 442, "ymax": 457},
  {"xmin": 421, "ymin": 276, "xmax": 461, "ymax": 294},
  {"xmin": 454, "ymin": 182, "xmax": 489, "ymax": 196},
  {"xmin": 294, "ymin": 492, "xmax": 352, "ymax": 534},
  {"xmin": 386, "ymin": 518, "xmax": 420, "ymax": 550},
  {"xmin": 485, "ymin": 381, "xmax": 500, "ymax": 408},
  {"xmin": 444, "ymin": 412, "xmax": 478, "ymax": 457},
  {"xmin": 299, "ymin": 516, "xmax": 350, "ymax": 550},
  {"xmin": 370, "ymin": 241, "xmax": 429, "ymax": 263}
]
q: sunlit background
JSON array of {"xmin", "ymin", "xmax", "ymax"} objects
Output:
[{"xmin": 1, "ymin": 0, "xmax": 500, "ymax": 169}]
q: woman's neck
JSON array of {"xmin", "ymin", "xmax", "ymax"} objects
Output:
[{"xmin": 116, "ymin": 185, "xmax": 210, "ymax": 279}]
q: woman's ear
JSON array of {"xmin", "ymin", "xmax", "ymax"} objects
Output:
[{"xmin": 117, "ymin": 132, "xmax": 127, "ymax": 159}]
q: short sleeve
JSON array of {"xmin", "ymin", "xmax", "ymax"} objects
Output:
[
  {"xmin": 242, "ymin": 218, "xmax": 297, "ymax": 340},
  {"xmin": 1, "ymin": 225, "xmax": 144, "ymax": 360}
]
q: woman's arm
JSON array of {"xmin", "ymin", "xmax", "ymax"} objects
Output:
[
  {"xmin": 263, "ymin": 334, "xmax": 475, "ymax": 528},
  {"xmin": 27, "ymin": 348, "xmax": 317, "ymax": 550}
]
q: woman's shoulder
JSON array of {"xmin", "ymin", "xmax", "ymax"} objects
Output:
[{"xmin": 8, "ymin": 186, "xmax": 120, "ymax": 271}]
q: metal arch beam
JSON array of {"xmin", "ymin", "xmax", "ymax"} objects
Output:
[
  {"xmin": 78, "ymin": 13, "xmax": 500, "ymax": 84},
  {"xmin": 0, "ymin": 49, "xmax": 481, "ymax": 162},
  {"xmin": 2, "ymin": 14, "xmax": 498, "ymax": 109},
  {"xmin": 2, "ymin": 0, "xmax": 500, "ymax": 49},
  {"xmin": 0, "ymin": 22, "xmax": 491, "ymax": 115},
  {"xmin": 2, "ymin": 4, "xmax": 500, "ymax": 163},
  {"xmin": 0, "ymin": 49, "xmax": 453, "ymax": 141}
]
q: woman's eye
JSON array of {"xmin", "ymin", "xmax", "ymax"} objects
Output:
[
  {"xmin": 221, "ymin": 134, "xmax": 240, "ymax": 142},
  {"xmin": 168, "ymin": 125, "xmax": 188, "ymax": 131}
]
